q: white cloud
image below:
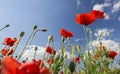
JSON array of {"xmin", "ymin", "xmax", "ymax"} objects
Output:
[
  {"xmin": 91, "ymin": 39, "xmax": 120, "ymax": 52},
  {"xmin": 21, "ymin": 45, "xmax": 46, "ymax": 61},
  {"xmin": 91, "ymin": 28, "xmax": 120, "ymax": 52},
  {"xmin": 104, "ymin": 13, "xmax": 110, "ymax": 20},
  {"xmin": 94, "ymin": 28, "xmax": 114, "ymax": 39},
  {"xmin": 118, "ymin": 17, "xmax": 120, "ymax": 21},
  {"xmin": 112, "ymin": 1, "xmax": 120, "ymax": 13},
  {"xmin": 105, "ymin": 0, "xmax": 112, "ymax": 3},
  {"xmin": 21, "ymin": 45, "xmax": 73, "ymax": 61},
  {"xmin": 77, "ymin": 0, "xmax": 81, "ymax": 8},
  {"xmin": 93, "ymin": 3, "xmax": 111, "ymax": 11},
  {"xmin": 75, "ymin": 38, "xmax": 83, "ymax": 42}
]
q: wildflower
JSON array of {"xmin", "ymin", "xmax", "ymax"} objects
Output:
[
  {"xmin": 94, "ymin": 53, "xmax": 99, "ymax": 60},
  {"xmin": 1, "ymin": 56, "xmax": 21, "ymax": 74},
  {"xmin": 46, "ymin": 46, "xmax": 56, "ymax": 55},
  {"xmin": 74, "ymin": 57, "xmax": 80, "ymax": 64},
  {"xmin": 108, "ymin": 50, "xmax": 117, "ymax": 59},
  {"xmin": 1, "ymin": 49, "xmax": 14, "ymax": 56},
  {"xmin": 75, "ymin": 13, "xmax": 96, "ymax": 26},
  {"xmin": 47, "ymin": 58, "xmax": 54, "ymax": 64},
  {"xmin": 90, "ymin": 10, "xmax": 104, "ymax": 19},
  {"xmin": 22, "ymin": 60, "xmax": 26, "ymax": 63},
  {"xmin": 40, "ymin": 68, "xmax": 51, "ymax": 74},
  {"xmin": 18, "ymin": 60, "xmax": 40, "ymax": 74},
  {"xmin": 3, "ymin": 37, "xmax": 17, "ymax": 46},
  {"xmin": 60, "ymin": 28, "xmax": 73, "ymax": 38}
]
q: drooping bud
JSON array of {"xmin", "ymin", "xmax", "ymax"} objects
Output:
[
  {"xmin": 5, "ymin": 24, "xmax": 10, "ymax": 27},
  {"xmin": 20, "ymin": 31, "xmax": 25, "ymax": 37},
  {"xmin": 48, "ymin": 35, "xmax": 54, "ymax": 43},
  {"xmin": 33, "ymin": 25, "xmax": 38, "ymax": 30},
  {"xmin": 40, "ymin": 28, "xmax": 47, "ymax": 32}
]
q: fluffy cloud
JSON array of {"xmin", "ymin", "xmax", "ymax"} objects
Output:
[
  {"xmin": 93, "ymin": 3, "xmax": 111, "ymax": 11},
  {"xmin": 91, "ymin": 39, "xmax": 120, "ymax": 52},
  {"xmin": 21, "ymin": 45, "xmax": 72, "ymax": 61},
  {"xmin": 118, "ymin": 17, "xmax": 120, "ymax": 21},
  {"xmin": 77, "ymin": 0, "xmax": 81, "ymax": 8},
  {"xmin": 21, "ymin": 45, "xmax": 46, "ymax": 61},
  {"xmin": 112, "ymin": 1, "xmax": 120, "ymax": 13},
  {"xmin": 90, "ymin": 28, "xmax": 120, "ymax": 52},
  {"xmin": 94, "ymin": 28, "xmax": 114, "ymax": 39}
]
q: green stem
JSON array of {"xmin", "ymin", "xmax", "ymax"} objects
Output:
[
  {"xmin": 17, "ymin": 29, "xmax": 35, "ymax": 60},
  {"xmin": 82, "ymin": 25, "xmax": 89, "ymax": 48},
  {"xmin": 12, "ymin": 37, "xmax": 22, "ymax": 56},
  {"xmin": 40, "ymin": 43, "xmax": 50, "ymax": 68},
  {"xmin": 33, "ymin": 48, "xmax": 37, "ymax": 59}
]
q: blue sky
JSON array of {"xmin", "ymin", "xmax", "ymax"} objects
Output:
[{"xmin": 0, "ymin": 0, "xmax": 120, "ymax": 52}]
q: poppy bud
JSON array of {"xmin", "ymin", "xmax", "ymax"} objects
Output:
[
  {"xmin": 106, "ymin": 32, "xmax": 110, "ymax": 36},
  {"xmin": 40, "ymin": 28, "xmax": 47, "ymax": 32},
  {"xmin": 20, "ymin": 31, "xmax": 25, "ymax": 37},
  {"xmin": 76, "ymin": 45, "xmax": 80, "ymax": 51},
  {"xmin": 48, "ymin": 35, "xmax": 54, "ymax": 43},
  {"xmin": 5, "ymin": 24, "xmax": 10, "ymax": 27},
  {"xmin": 33, "ymin": 25, "xmax": 37, "ymax": 30},
  {"xmin": 34, "ymin": 46, "xmax": 38, "ymax": 51},
  {"xmin": 69, "ymin": 61, "xmax": 75, "ymax": 73}
]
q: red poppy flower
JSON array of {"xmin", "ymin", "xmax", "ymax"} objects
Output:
[
  {"xmin": 91, "ymin": 10, "xmax": 104, "ymax": 19},
  {"xmin": 98, "ymin": 45, "xmax": 106, "ymax": 51},
  {"xmin": 40, "ymin": 68, "xmax": 51, "ymax": 74},
  {"xmin": 1, "ymin": 49, "xmax": 14, "ymax": 56},
  {"xmin": 108, "ymin": 51, "xmax": 117, "ymax": 59},
  {"xmin": 1, "ymin": 56, "xmax": 21, "ymax": 74},
  {"xmin": 60, "ymin": 28, "xmax": 73, "ymax": 38},
  {"xmin": 32, "ymin": 59, "xmax": 44, "ymax": 67},
  {"xmin": 47, "ymin": 58, "xmax": 54, "ymax": 64},
  {"xmin": 46, "ymin": 46, "xmax": 56, "ymax": 55},
  {"xmin": 18, "ymin": 60, "xmax": 40, "ymax": 74},
  {"xmin": 22, "ymin": 60, "xmax": 26, "ymax": 63},
  {"xmin": 94, "ymin": 53, "xmax": 99, "ymax": 60},
  {"xmin": 74, "ymin": 57, "xmax": 80, "ymax": 64},
  {"xmin": 3, "ymin": 37, "xmax": 17, "ymax": 46},
  {"xmin": 75, "ymin": 13, "xmax": 96, "ymax": 26}
]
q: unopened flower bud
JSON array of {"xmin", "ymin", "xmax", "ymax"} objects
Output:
[
  {"xmin": 20, "ymin": 31, "xmax": 25, "ymax": 37},
  {"xmin": 40, "ymin": 28, "xmax": 47, "ymax": 32},
  {"xmin": 5, "ymin": 24, "xmax": 10, "ymax": 27},
  {"xmin": 106, "ymin": 32, "xmax": 110, "ymax": 36},
  {"xmin": 48, "ymin": 35, "xmax": 54, "ymax": 43},
  {"xmin": 69, "ymin": 61, "xmax": 75, "ymax": 73},
  {"xmin": 76, "ymin": 45, "xmax": 80, "ymax": 51},
  {"xmin": 33, "ymin": 25, "xmax": 37, "ymax": 30},
  {"xmin": 34, "ymin": 46, "xmax": 38, "ymax": 51}
]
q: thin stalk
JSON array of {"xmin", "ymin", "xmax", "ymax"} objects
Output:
[
  {"xmin": 12, "ymin": 37, "xmax": 22, "ymax": 56},
  {"xmin": 82, "ymin": 25, "xmax": 89, "ymax": 48},
  {"xmin": 39, "ymin": 43, "xmax": 50, "ymax": 68},
  {"xmin": 33, "ymin": 47, "xmax": 37, "ymax": 59},
  {"xmin": 17, "ymin": 29, "xmax": 35, "ymax": 60}
]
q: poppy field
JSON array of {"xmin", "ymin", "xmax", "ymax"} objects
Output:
[{"xmin": 0, "ymin": 10, "xmax": 120, "ymax": 74}]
